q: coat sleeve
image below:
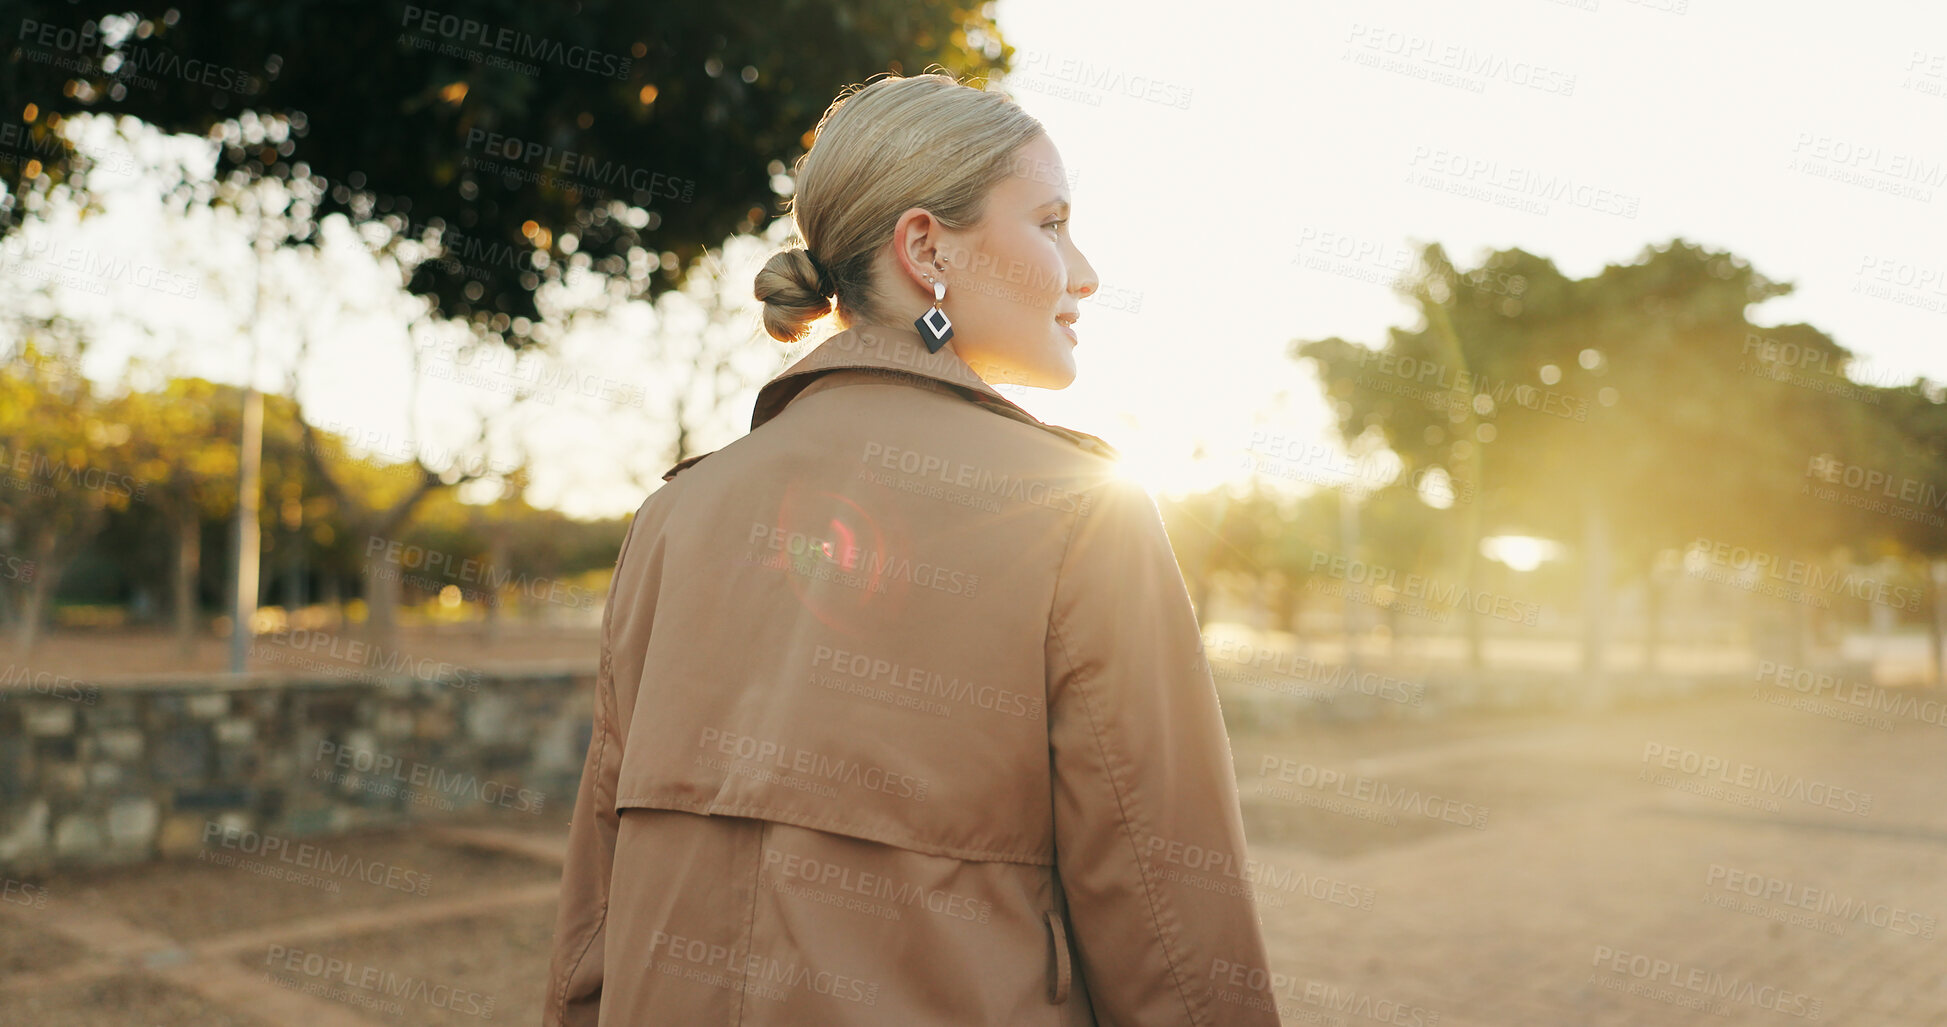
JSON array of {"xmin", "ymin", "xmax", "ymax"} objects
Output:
[
  {"xmin": 1045, "ymin": 477, "xmax": 1280, "ymax": 1026},
  {"xmin": 545, "ymin": 502, "xmax": 652, "ymax": 1027}
]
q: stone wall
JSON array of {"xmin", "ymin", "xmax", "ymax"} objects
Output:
[
  {"xmin": 3, "ymin": 656, "xmax": 1876, "ymax": 873},
  {"xmin": 1212, "ymin": 663, "xmax": 1797, "ymax": 732},
  {"xmin": 0, "ymin": 665, "xmax": 595, "ymax": 875}
]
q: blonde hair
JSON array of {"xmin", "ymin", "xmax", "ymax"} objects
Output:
[{"xmin": 755, "ymin": 70, "xmax": 1045, "ymax": 343}]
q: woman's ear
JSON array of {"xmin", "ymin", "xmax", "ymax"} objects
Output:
[{"xmin": 892, "ymin": 207, "xmax": 945, "ymax": 291}]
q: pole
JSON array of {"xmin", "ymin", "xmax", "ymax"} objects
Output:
[{"xmin": 228, "ymin": 192, "xmax": 266, "ymax": 673}]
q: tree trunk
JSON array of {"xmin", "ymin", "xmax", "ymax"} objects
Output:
[
  {"xmin": 12, "ymin": 569, "xmax": 51, "ymax": 655},
  {"xmin": 1581, "ymin": 502, "xmax": 1610, "ymax": 677},
  {"xmin": 11, "ymin": 534, "xmax": 68, "ymax": 655},
  {"xmin": 1930, "ymin": 559, "xmax": 1947, "ymax": 688},
  {"xmin": 363, "ymin": 558, "xmax": 401, "ymax": 644},
  {"xmin": 1789, "ymin": 576, "xmax": 1813, "ymax": 668},
  {"xmin": 1643, "ymin": 553, "xmax": 1665, "ymax": 674},
  {"xmin": 321, "ymin": 573, "xmax": 343, "ymax": 628},
  {"xmin": 1461, "ymin": 563, "xmax": 1485, "ymax": 670},
  {"xmin": 174, "ymin": 507, "xmax": 200, "ymax": 659},
  {"xmin": 479, "ymin": 526, "xmax": 507, "ymax": 645},
  {"xmin": 1456, "ymin": 482, "xmax": 1487, "ymax": 672},
  {"xmin": 283, "ymin": 526, "xmax": 306, "ymax": 615},
  {"xmin": 1190, "ymin": 574, "xmax": 1214, "ymax": 624},
  {"xmin": 1338, "ymin": 488, "xmax": 1362, "ymax": 674}
]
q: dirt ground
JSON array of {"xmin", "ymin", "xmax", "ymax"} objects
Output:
[{"xmin": 4, "ymin": 627, "xmax": 1945, "ymax": 1025}]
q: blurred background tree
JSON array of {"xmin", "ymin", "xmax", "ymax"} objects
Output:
[
  {"xmin": 1293, "ymin": 239, "xmax": 1947, "ymax": 683},
  {"xmin": 3, "ymin": 0, "xmax": 1011, "ymax": 348}
]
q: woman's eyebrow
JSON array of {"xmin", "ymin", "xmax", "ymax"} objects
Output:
[{"xmin": 1037, "ymin": 196, "xmax": 1071, "ymax": 214}]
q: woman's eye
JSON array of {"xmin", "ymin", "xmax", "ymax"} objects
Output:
[{"xmin": 1044, "ymin": 219, "xmax": 1066, "ymax": 232}]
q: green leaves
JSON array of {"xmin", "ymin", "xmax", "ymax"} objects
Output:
[{"xmin": 5, "ymin": 0, "xmax": 1009, "ymax": 348}]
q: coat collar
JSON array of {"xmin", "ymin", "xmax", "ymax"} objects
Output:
[
  {"xmin": 656, "ymin": 323, "xmax": 1120, "ymax": 482},
  {"xmin": 751, "ymin": 322, "xmax": 1041, "ymax": 432}
]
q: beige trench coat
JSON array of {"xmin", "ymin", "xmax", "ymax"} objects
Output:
[{"xmin": 545, "ymin": 322, "xmax": 1278, "ymax": 1025}]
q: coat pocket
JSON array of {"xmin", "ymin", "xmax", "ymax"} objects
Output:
[{"xmin": 1043, "ymin": 908, "xmax": 1072, "ymax": 1004}]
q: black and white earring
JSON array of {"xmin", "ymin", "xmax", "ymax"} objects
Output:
[{"xmin": 915, "ymin": 262, "xmax": 953, "ymax": 353}]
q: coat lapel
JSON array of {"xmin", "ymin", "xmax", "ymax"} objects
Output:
[{"xmin": 750, "ymin": 322, "xmax": 1031, "ymax": 431}]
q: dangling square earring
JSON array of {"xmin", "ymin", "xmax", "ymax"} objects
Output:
[{"xmin": 915, "ymin": 276, "xmax": 953, "ymax": 353}]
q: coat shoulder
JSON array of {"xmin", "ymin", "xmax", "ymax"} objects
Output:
[
  {"xmin": 960, "ymin": 391, "xmax": 1121, "ymax": 464},
  {"xmin": 661, "ymin": 450, "xmax": 717, "ymax": 481},
  {"xmin": 1035, "ymin": 422, "xmax": 1121, "ymax": 463}
]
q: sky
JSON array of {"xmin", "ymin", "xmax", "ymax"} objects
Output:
[{"xmin": 8, "ymin": 0, "xmax": 1946, "ymax": 521}]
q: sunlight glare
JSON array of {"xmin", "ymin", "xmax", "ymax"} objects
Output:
[{"xmin": 1480, "ymin": 535, "xmax": 1562, "ymax": 572}]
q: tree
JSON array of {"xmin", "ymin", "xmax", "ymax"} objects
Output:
[
  {"xmin": 1297, "ymin": 238, "xmax": 1873, "ymax": 675},
  {"xmin": 5, "ymin": 1, "xmax": 1012, "ymax": 348},
  {"xmin": 0, "ymin": 326, "xmax": 141, "ymax": 653},
  {"xmin": 1297, "ymin": 242, "xmax": 1581, "ymax": 669},
  {"xmin": 103, "ymin": 377, "xmax": 243, "ymax": 656},
  {"xmin": 1851, "ymin": 380, "xmax": 1947, "ymax": 684}
]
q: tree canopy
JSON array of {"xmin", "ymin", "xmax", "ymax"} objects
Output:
[{"xmin": 3, "ymin": 0, "xmax": 1011, "ymax": 347}]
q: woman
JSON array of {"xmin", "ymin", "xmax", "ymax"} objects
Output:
[{"xmin": 546, "ymin": 71, "xmax": 1277, "ymax": 1026}]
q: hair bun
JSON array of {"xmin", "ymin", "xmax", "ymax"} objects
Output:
[
  {"xmin": 754, "ymin": 247, "xmax": 837, "ymax": 343},
  {"xmin": 801, "ymin": 247, "xmax": 835, "ymax": 298}
]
